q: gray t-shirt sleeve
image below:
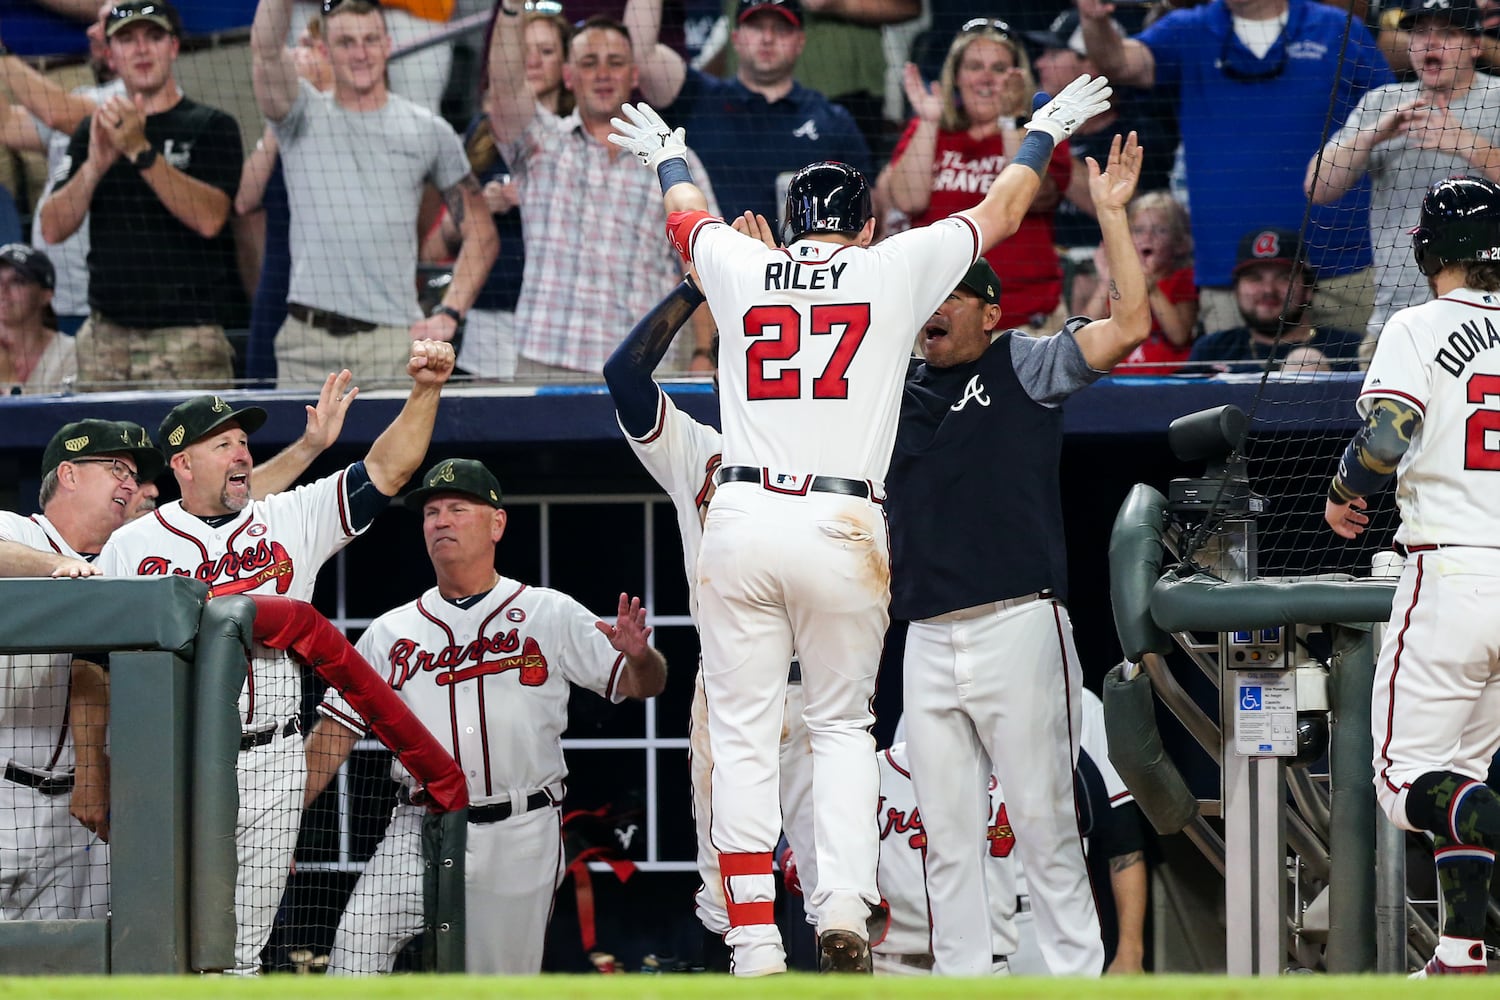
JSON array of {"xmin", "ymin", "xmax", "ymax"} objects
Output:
[
  {"xmin": 428, "ymin": 118, "xmax": 471, "ymax": 192},
  {"xmin": 1009, "ymin": 317, "xmax": 1105, "ymax": 406},
  {"xmin": 269, "ymin": 78, "xmax": 314, "ymax": 144}
]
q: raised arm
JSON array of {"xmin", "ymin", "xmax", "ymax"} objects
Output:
[
  {"xmin": 799, "ymin": 0, "xmax": 919, "ymax": 25},
  {"xmin": 965, "ymin": 76, "xmax": 1113, "ymax": 255},
  {"xmin": 609, "ymin": 103, "xmax": 709, "ymax": 216},
  {"xmin": 251, "ymin": 0, "xmax": 301, "ymax": 122},
  {"xmin": 236, "ymin": 127, "xmax": 280, "ymax": 216},
  {"xmin": 485, "ymin": 3, "xmax": 537, "ymax": 147},
  {"xmin": 1305, "ymin": 101, "xmax": 1410, "ymax": 204},
  {"xmin": 362, "ymin": 341, "xmax": 456, "ymax": 496},
  {"xmin": 1078, "ymin": 0, "xmax": 1155, "ymax": 89},
  {"xmin": 254, "ymin": 370, "xmax": 358, "ymax": 496},
  {"xmin": 1072, "ymin": 132, "xmax": 1151, "ymax": 369},
  {"xmin": 597, "ymin": 593, "xmax": 668, "ymax": 700},
  {"xmin": 886, "ymin": 64, "xmax": 940, "ymax": 217},
  {"xmin": 624, "ymin": 0, "xmax": 686, "ymax": 108},
  {"xmin": 603, "ymin": 275, "xmax": 707, "ymax": 435},
  {"xmin": 0, "ymin": 53, "xmax": 98, "ymax": 136}
]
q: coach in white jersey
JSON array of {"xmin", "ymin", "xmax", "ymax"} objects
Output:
[
  {"xmin": 603, "ymin": 273, "xmax": 820, "ymax": 966},
  {"xmin": 1326, "ymin": 175, "xmax": 1500, "ymax": 978},
  {"xmin": 0, "ymin": 418, "xmax": 159, "ymax": 920},
  {"xmin": 302, "ymin": 458, "xmax": 667, "ymax": 974},
  {"xmin": 96, "ymin": 342, "xmax": 454, "ymax": 973},
  {"xmin": 607, "ymin": 76, "xmax": 1112, "ymax": 976}
]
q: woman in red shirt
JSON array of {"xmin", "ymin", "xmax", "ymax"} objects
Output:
[
  {"xmin": 1081, "ymin": 191, "xmax": 1197, "ymax": 374},
  {"xmin": 882, "ymin": 20, "xmax": 1071, "ymax": 331}
]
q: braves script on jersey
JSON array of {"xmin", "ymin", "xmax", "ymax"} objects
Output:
[
  {"xmin": 1360, "ymin": 289, "xmax": 1500, "ymax": 548},
  {"xmin": 668, "ymin": 212, "xmax": 980, "ymax": 481},
  {"xmin": 874, "ymin": 743, "xmax": 1018, "ymax": 965},
  {"xmin": 318, "ymin": 576, "xmax": 628, "ymax": 974},
  {"xmin": 321, "ymin": 577, "xmax": 627, "ymax": 799},
  {"xmin": 97, "ymin": 471, "xmax": 361, "ymax": 727}
]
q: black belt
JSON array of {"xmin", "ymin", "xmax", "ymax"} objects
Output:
[
  {"xmin": 716, "ymin": 465, "xmax": 875, "ymax": 500},
  {"xmin": 287, "ymin": 302, "xmax": 379, "ymax": 336},
  {"xmin": 4, "ymin": 762, "xmax": 73, "ymax": 795},
  {"xmin": 468, "ymin": 790, "xmax": 552, "ymax": 824},
  {"xmin": 240, "ymin": 717, "xmax": 300, "ymax": 752}
]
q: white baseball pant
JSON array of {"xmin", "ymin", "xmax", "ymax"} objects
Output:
[
  {"xmin": 697, "ymin": 483, "xmax": 886, "ymax": 975},
  {"xmin": 234, "ymin": 733, "xmax": 307, "ymax": 972},
  {"xmin": 0, "ymin": 781, "xmax": 108, "ymax": 919}
]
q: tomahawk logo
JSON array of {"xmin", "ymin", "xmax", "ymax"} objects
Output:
[{"xmin": 950, "ymin": 374, "xmax": 991, "ymax": 412}]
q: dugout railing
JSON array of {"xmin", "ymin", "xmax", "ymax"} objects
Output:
[
  {"xmin": 1105, "ymin": 411, "xmax": 1408, "ymax": 975},
  {"xmin": 0, "ymin": 580, "xmax": 469, "ymax": 975}
]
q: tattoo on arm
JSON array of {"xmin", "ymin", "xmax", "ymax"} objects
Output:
[
  {"xmin": 1330, "ymin": 397, "xmax": 1420, "ymax": 502},
  {"xmin": 443, "ymin": 174, "xmax": 481, "ymax": 227},
  {"xmin": 1108, "ymin": 279, "xmax": 1120, "ymax": 301},
  {"xmin": 1109, "ymin": 850, "xmax": 1144, "ymax": 875}
]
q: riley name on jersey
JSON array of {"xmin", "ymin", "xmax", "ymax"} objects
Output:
[{"xmin": 764, "ymin": 260, "xmax": 851, "ymax": 291}]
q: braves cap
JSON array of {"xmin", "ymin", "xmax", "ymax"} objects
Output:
[
  {"xmin": 956, "ymin": 258, "xmax": 1001, "ymax": 304},
  {"xmin": 158, "ymin": 395, "xmax": 268, "ymax": 458},
  {"xmin": 737, "ymin": 0, "xmax": 803, "ymax": 28},
  {"xmin": 105, "ymin": 0, "xmax": 182, "ymax": 37},
  {"xmin": 42, "ymin": 419, "xmax": 165, "ymax": 482},
  {"xmin": 404, "ymin": 458, "xmax": 504, "ymax": 511},
  {"xmin": 1233, "ymin": 227, "xmax": 1308, "ymax": 277},
  {"xmin": 0, "ymin": 243, "xmax": 55, "ymax": 290},
  {"xmin": 1397, "ymin": 0, "xmax": 1479, "ymax": 33},
  {"xmin": 1023, "ymin": 10, "xmax": 1086, "ymax": 56}
]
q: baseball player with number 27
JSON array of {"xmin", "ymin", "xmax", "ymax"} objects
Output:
[
  {"xmin": 96, "ymin": 342, "xmax": 455, "ymax": 974},
  {"xmin": 1325, "ymin": 175, "xmax": 1500, "ymax": 978},
  {"xmin": 609, "ymin": 74, "xmax": 1111, "ymax": 976}
]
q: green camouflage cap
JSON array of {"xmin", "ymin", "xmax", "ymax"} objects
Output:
[
  {"xmin": 42, "ymin": 419, "xmax": 165, "ymax": 482},
  {"xmin": 158, "ymin": 395, "xmax": 268, "ymax": 458},
  {"xmin": 404, "ymin": 458, "xmax": 504, "ymax": 510}
]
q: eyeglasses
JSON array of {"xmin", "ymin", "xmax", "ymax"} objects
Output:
[
  {"xmin": 960, "ymin": 17, "xmax": 1012, "ymax": 38},
  {"xmin": 321, "ymin": 0, "xmax": 381, "ymax": 15},
  {"xmin": 71, "ymin": 457, "xmax": 142, "ymax": 486},
  {"xmin": 1218, "ymin": 31, "xmax": 1287, "ymax": 82}
]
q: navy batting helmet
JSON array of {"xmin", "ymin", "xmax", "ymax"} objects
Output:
[
  {"xmin": 782, "ymin": 161, "xmax": 872, "ymax": 244},
  {"xmin": 1412, "ymin": 176, "xmax": 1500, "ymax": 277}
]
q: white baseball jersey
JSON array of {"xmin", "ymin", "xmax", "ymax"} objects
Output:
[
  {"xmin": 1360, "ymin": 288, "xmax": 1500, "ymax": 548},
  {"xmin": 0, "ymin": 513, "xmax": 81, "ymax": 775},
  {"xmin": 0, "ymin": 511, "xmax": 109, "ymax": 921},
  {"xmin": 320, "ymin": 576, "xmax": 627, "ymax": 803},
  {"xmin": 874, "ymin": 743, "xmax": 1019, "ymax": 961},
  {"xmin": 619, "ymin": 388, "xmax": 722, "ymax": 620},
  {"xmin": 96, "ymin": 469, "xmax": 364, "ymax": 729},
  {"xmin": 671, "ymin": 212, "xmax": 980, "ymax": 482}
]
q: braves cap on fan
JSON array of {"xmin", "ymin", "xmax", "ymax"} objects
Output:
[
  {"xmin": 159, "ymin": 395, "xmax": 269, "ymax": 457},
  {"xmin": 0, "ymin": 243, "xmax": 55, "ymax": 290},
  {"xmin": 105, "ymin": 0, "xmax": 182, "ymax": 37},
  {"xmin": 782, "ymin": 161, "xmax": 872, "ymax": 244},
  {"xmin": 42, "ymin": 419, "xmax": 165, "ymax": 482},
  {"xmin": 404, "ymin": 458, "xmax": 505, "ymax": 510},
  {"xmin": 956, "ymin": 258, "xmax": 1001, "ymax": 305},
  {"xmin": 737, "ymin": 0, "xmax": 802, "ymax": 28},
  {"xmin": 1411, "ymin": 175, "xmax": 1500, "ymax": 276},
  {"xmin": 1397, "ymin": 0, "xmax": 1479, "ymax": 33},
  {"xmin": 1232, "ymin": 226, "xmax": 1307, "ymax": 278}
]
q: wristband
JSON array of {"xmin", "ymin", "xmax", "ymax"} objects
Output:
[
  {"xmin": 1012, "ymin": 131, "xmax": 1053, "ymax": 177},
  {"xmin": 656, "ymin": 157, "xmax": 692, "ymax": 193},
  {"xmin": 431, "ymin": 304, "xmax": 464, "ymax": 325},
  {"xmin": 130, "ymin": 145, "xmax": 157, "ymax": 170},
  {"xmin": 1327, "ymin": 477, "xmax": 1357, "ymax": 505}
]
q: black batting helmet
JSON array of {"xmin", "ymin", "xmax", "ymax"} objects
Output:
[
  {"xmin": 1412, "ymin": 176, "xmax": 1500, "ymax": 277},
  {"xmin": 782, "ymin": 161, "xmax": 872, "ymax": 244}
]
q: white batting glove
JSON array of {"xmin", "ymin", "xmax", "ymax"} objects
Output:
[
  {"xmin": 608, "ymin": 102, "xmax": 688, "ymax": 170},
  {"xmin": 1026, "ymin": 74, "xmax": 1113, "ymax": 143}
]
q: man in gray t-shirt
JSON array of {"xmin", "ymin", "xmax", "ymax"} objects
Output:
[
  {"xmin": 1306, "ymin": 0, "xmax": 1500, "ymax": 357},
  {"xmin": 251, "ymin": 0, "xmax": 497, "ymax": 386}
]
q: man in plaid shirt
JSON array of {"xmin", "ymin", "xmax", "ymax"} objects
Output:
[{"xmin": 487, "ymin": 9, "xmax": 719, "ymax": 377}]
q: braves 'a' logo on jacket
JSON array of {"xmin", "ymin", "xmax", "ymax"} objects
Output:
[
  {"xmin": 137, "ymin": 539, "xmax": 295, "ymax": 599},
  {"xmin": 386, "ymin": 632, "xmax": 550, "ymax": 690}
]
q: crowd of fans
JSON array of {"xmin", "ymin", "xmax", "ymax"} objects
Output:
[{"xmin": 0, "ymin": 0, "xmax": 1497, "ymax": 394}]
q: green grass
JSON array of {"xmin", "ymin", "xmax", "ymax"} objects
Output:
[{"xmin": 0, "ymin": 976, "xmax": 1492, "ymax": 1000}]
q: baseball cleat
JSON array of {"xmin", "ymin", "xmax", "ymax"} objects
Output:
[
  {"xmin": 818, "ymin": 929, "xmax": 872, "ymax": 974},
  {"xmin": 1409, "ymin": 955, "xmax": 1487, "ymax": 978}
]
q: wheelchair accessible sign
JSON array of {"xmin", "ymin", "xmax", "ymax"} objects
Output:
[{"xmin": 1234, "ymin": 671, "xmax": 1296, "ymax": 756}]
